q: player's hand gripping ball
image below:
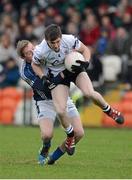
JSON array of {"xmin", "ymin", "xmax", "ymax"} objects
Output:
[{"xmin": 65, "ymin": 51, "xmax": 85, "ymax": 72}]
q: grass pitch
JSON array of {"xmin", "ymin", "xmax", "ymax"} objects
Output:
[{"xmin": 0, "ymin": 125, "xmax": 132, "ymax": 179}]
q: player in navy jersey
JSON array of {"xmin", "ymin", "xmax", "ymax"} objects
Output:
[
  {"xmin": 17, "ymin": 40, "xmax": 84, "ymax": 165},
  {"xmin": 32, "ymin": 24, "xmax": 124, "ymax": 128}
]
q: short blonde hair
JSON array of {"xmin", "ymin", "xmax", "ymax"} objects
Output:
[{"xmin": 16, "ymin": 40, "xmax": 30, "ymax": 58}]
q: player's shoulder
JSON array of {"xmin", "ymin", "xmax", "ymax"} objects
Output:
[
  {"xmin": 19, "ymin": 60, "xmax": 26, "ymax": 76},
  {"xmin": 62, "ymin": 34, "xmax": 81, "ymax": 49},
  {"xmin": 61, "ymin": 34, "xmax": 76, "ymax": 48},
  {"xmin": 35, "ymin": 39, "xmax": 50, "ymax": 56},
  {"xmin": 62, "ymin": 34, "xmax": 75, "ymax": 41},
  {"xmin": 20, "ymin": 60, "xmax": 25, "ymax": 71},
  {"xmin": 35, "ymin": 39, "xmax": 46, "ymax": 51},
  {"xmin": 20, "ymin": 60, "xmax": 28, "ymax": 73}
]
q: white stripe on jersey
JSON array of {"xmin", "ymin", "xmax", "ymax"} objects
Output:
[
  {"xmin": 20, "ymin": 62, "xmax": 34, "ymax": 86},
  {"xmin": 33, "ymin": 34, "xmax": 81, "ymax": 77}
]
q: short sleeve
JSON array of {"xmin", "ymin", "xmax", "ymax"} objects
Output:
[{"xmin": 66, "ymin": 35, "xmax": 81, "ymax": 50}]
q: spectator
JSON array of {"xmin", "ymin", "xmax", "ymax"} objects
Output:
[
  {"xmin": 54, "ymin": 14, "xmax": 64, "ymax": 31},
  {"xmin": 95, "ymin": 29, "xmax": 109, "ymax": 56},
  {"xmin": 107, "ymin": 27, "xmax": 129, "ymax": 81},
  {"xmin": 80, "ymin": 13, "xmax": 101, "ymax": 46},
  {"xmin": 1, "ymin": 1, "xmax": 18, "ymax": 21},
  {"xmin": 107, "ymin": 27, "xmax": 129, "ymax": 56},
  {"xmin": 122, "ymin": 12, "xmax": 132, "ymax": 32},
  {"xmin": 17, "ymin": 17, "xmax": 28, "ymax": 37},
  {"xmin": 0, "ymin": 57, "xmax": 20, "ymax": 88},
  {"xmin": 117, "ymin": 0, "xmax": 132, "ymax": 17},
  {"xmin": 32, "ymin": 10, "xmax": 46, "ymax": 40},
  {"xmin": 45, "ymin": 6, "xmax": 57, "ymax": 26},
  {"xmin": 0, "ymin": 33, "xmax": 17, "ymax": 64},
  {"xmin": 65, "ymin": 22, "xmax": 79, "ymax": 35},
  {"xmin": 100, "ymin": 15, "xmax": 116, "ymax": 40},
  {"xmin": 16, "ymin": 24, "xmax": 37, "ymax": 43},
  {"xmin": 0, "ymin": 15, "xmax": 18, "ymax": 44}
]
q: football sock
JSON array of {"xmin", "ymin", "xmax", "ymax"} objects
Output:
[
  {"xmin": 103, "ymin": 105, "xmax": 111, "ymax": 114},
  {"xmin": 40, "ymin": 140, "xmax": 51, "ymax": 156},
  {"xmin": 50, "ymin": 147, "xmax": 65, "ymax": 161},
  {"xmin": 65, "ymin": 124, "xmax": 74, "ymax": 137}
]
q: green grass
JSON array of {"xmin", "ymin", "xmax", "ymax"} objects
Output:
[{"xmin": 0, "ymin": 125, "xmax": 132, "ymax": 179}]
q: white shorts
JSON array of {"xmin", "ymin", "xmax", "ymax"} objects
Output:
[{"xmin": 35, "ymin": 97, "xmax": 79, "ymax": 122}]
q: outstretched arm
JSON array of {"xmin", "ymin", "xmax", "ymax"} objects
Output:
[
  {"xmin": 31, "ymin": 62, "xmax": 44, "ymax": 79},
  {"xmin": 31, "ymin": 62, "xmax": 51, "ymax": 88}
]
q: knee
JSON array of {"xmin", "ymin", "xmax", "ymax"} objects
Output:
[
  {"xmin": 55, "ymin": 104, "xmax": 67, "ymax": 116},
  {"xmin": 41, "ymin": 131, "xmax": 53, "ymax": 141},
  {"xmin": 83, "ymin": 89, "xmax": 95, "ymax": 99},
  {"xmin": 75, "ymin": 129, "xmax": 84, "ymax": 142}
]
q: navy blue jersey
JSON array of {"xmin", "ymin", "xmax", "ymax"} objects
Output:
[{"xmin": 20, "ymin": 61, "xmax": 52, "ymax": 101}]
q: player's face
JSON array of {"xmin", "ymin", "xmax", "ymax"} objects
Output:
[
  {"xmin": 47, "ymin": 37, "xmax": 61, "ymax": 52},
  {"xmin": 23, "ymin": 43, "xmax": 34, "ymax": 62}
]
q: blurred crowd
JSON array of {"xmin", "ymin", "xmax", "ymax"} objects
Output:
[{"xmin": 0, "ymin": 0, "xmax": 132, "ymax": 89}]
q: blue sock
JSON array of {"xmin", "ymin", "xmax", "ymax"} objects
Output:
[
  {"xmin": 43, "ymin": 140, "xmax": 51, "ymax": 149},
  {"xmin": 51, "ymin": 147, "xmax": 65, "ymax": 161}
]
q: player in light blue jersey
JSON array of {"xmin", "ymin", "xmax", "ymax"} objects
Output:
[
  {"xmin": 32, "ymin": 24, "xmax": 124, "ymax": 129},
  {"xmin": 17, "ymin": 40, "xmax": 84, "ymax": 165}
]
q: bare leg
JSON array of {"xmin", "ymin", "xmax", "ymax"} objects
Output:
[
  {"xmin": 51, "ymin": 84, "xmax": 73, "ymax": 128},
  {"xmin": 39, "ymin": 119, "xmax": 54, "ymax": 141},
  {"xmin": 47, "ymin": 115, "xmax": 84, "ymax": 164},
  {"xmin": 75, "ymin": 72, "xmax": 124, "ymax": 124},
  {"xmin": 51, "ymin": 84, "xmax": 76, "ymax": 155},
  {"xmin": 59, "ymin": 115, "xmax": 84, "ymax": 151},
  {"xmin": 75, "ymin": 72, "xmax": 108, "ymax": 109},
  {"xmin": 38, "ymin": 118, "xmax": 54, "ymax": 164}
]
